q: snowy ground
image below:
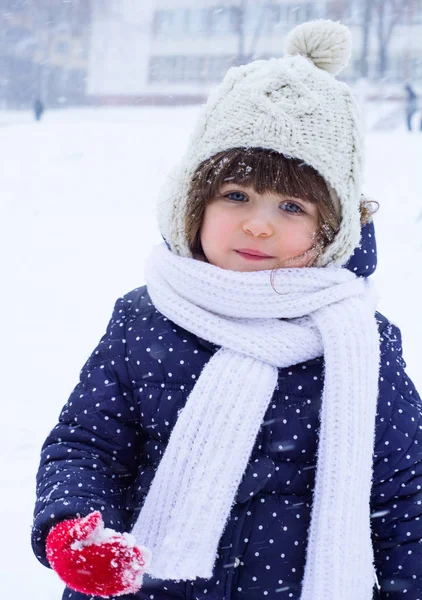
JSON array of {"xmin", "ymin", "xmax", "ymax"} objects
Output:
[{"xmin": 1, "ymin": 106, "xmax": 421, "ymax": 599}]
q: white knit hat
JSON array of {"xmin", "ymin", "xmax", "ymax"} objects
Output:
[{"xmin": 157, "ymin": 19, "xmax": 364, "ymax": 267}]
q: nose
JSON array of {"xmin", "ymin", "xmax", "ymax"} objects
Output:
[{"xmin": 242, "ymin": 213, "xmax": 274, "ymax": 238}]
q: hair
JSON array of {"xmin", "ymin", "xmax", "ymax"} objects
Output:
[{"xmin": 185, "ymin": 148, "xmax": 378, "ymax": 265}]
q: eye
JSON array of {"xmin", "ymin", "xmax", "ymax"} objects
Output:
[
  {"xmin": 281, "ymin": 201, "xmax": 304, "ymax": 214},
  {"xmin": 225, "ymin": 191, "xmax": 248, "ymax": 202}
]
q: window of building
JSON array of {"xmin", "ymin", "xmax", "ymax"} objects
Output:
[
  {"xmin": 148, "ymin": 54, "xmax": 234, "ymax": 84},
  {"xmin": 185, "ymin": 9, "xmax": 208, "ymax": 35},
  {"xmin": 153, "ymin": 8, "xmax": 210, "ymax": 37},
  {"xmin": 152, "ymin": 9, "xmax": 186, "ymax": 37},
  {"xmin": 152, "ymin": 10, "xmax": 171, "ymax": 37},
  {"xmin": 289, "ymin": 3, "xmax": 318, "ymax": 24},
  {"xmin": 244, "ymin": 4, "xmax": 270, "ymax": 34},
  {"xmin": 209, "ymin": 6, "xmax": 236, "ymax": 35},
  {"xmin": 207, "ymin": 55, "xmax": 235, "ymax": 81},
  {"xmin": 268, "ymin": 2, "xmax": 321, "ymax": 31},
  {"xmin": 182, "ymin": 56, "xmax": 206, "ymax": 82}
]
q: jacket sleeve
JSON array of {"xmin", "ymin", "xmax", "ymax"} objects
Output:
[
  {"xmin": 371, "ymin": 319, "xmax": 422, "ymax": 599},
  {"xmin": 32, "ymin": 297, "xmax": 142, "ymax": 567}
]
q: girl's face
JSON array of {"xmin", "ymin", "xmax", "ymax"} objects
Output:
[{"xmin": 200, "ymin": 183, "xmax": 320, "ymax": 272}]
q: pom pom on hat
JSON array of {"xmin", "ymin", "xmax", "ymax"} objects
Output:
[{"xmin": 284, "ymin": 19, "xmax": 351, "ymax": 76}]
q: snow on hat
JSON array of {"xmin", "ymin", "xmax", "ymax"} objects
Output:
[{"xmin": 157, "ymin": 19, "xmax": 364, "ymax": 267}]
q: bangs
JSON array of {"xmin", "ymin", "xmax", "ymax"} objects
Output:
[{"xmin": 189, "ymin": 147, "xmax": 329, "ymax": 205}]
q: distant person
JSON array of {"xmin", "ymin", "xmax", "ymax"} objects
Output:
[
  {"xmin": 404, "ymin": 83, "xmax": 419, "ymax": 131},
  {"xmin": 33, "ymin": 98, "xmax": 45, "ymax": 121}
]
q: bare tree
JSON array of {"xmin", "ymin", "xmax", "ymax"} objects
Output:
[
  {"xmin": 359, "ymin": 0, "xmax": 374, "ymax": 78},
  {"xmin": 231, "ymin": 0, "xmax": 271, "ymax": 66},
  {"xmin": 373, "ymin": 0, "xmax": 413, "ymax": 78},
  {"xmin": 326, "ymin": 0, "xmax": 375, "ymax": 79},
  {"xmin": 0, "ymin": 0, "xmax": 91, "ymax": 108}
]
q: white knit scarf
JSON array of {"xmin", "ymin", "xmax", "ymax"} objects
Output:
[{"xmin": 133, "ymin": 243, "xmax": 380, "ymax": 600}]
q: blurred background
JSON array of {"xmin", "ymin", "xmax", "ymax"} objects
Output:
[
  {"xmin": 1, "ymin": 0, "xmax": 422, "ymax": 121},
  {"xmin": 1, "ymin": 2, "xmax": 421, "ymax": 599}
]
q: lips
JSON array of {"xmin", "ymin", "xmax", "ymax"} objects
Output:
[{"xmin": 235, "ymin": 249, "xmax": 274, "ymax": 260}]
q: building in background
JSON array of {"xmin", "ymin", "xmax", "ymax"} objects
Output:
[
  {"xmin": 1, "ymin": 0, "xmax": 422, "ymax": 108},
  {"xmin": 87, "ymin": 0, "xmax": 422, "ymax": 105},
  {"xmin": 87, "ymin": 0, "xmax": 328, "ymax": 104},
  {"xmin": 87, "ymin": 0, "xmax": 158, "ymax": 104}
]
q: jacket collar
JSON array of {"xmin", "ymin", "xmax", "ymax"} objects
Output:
[{"xmin": 344, "ymin": 220, "xmax": 377, "ymax": 278}]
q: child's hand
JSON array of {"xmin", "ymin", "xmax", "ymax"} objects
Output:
[{"xmin": 46, "ymin": 511, "xmax": 151, "ymax": 598}]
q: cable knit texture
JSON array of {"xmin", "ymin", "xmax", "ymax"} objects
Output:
[
  {"xmin": 132, "ymin": 243, "xmax": 380, "ymax": 600},
  {"xmin": 156, "ymin": 20, "xmax": 364, "ymax": 268}
]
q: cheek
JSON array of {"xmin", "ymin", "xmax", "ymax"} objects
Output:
[
  {"xmin": 200, "ymin": 206, "xmax": 236, "ymax": 251},
  {"xmin": 281, "ymin": 220, "xmax": 317, "ymax": 249}
]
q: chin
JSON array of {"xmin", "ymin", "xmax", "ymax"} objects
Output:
[{"xmin": 230, "ymin": 262, "xmax": 273, "ymax": 273}]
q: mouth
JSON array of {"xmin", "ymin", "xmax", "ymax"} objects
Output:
[{"xmin": 235, "ymin": 249, "xmax": 274, "ymax": 261}]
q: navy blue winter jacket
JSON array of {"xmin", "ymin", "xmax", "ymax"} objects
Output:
[{"xmin": 32, "ymin": 223, "xmax": 422, "ymax": 599}]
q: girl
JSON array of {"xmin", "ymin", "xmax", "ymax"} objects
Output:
[{"xmin": 32, "ymin": 20, "xmax": 422, "ymax": 600}]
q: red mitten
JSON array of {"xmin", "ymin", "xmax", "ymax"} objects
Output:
[{"xmin": 46, "ymin": 511, "xmax": 151, "ymax": 598}]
